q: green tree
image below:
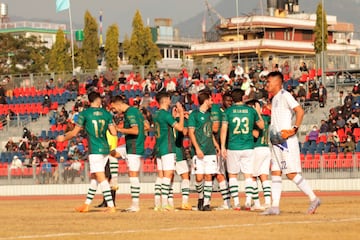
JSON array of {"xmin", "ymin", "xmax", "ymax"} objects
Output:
[
  {"xmin": 314, "ymin": 2, "xmax": 328, "ymax": 54},
  {"xmin": 48, "ymin": 29, "xmax": 71, "ymax": 72},
  {"xmin": 81, "ymin": 11, "xmax": 99, "ymax": 70},
  {"xmin": 126, "ymin": 10, "xmax": 161, "ymax": 68},
  {"xmin": 105, "ymin": 24, "xmax": 120, "ymax": 70}
]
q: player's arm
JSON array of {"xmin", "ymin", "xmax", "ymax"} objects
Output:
[
  {"xmin": 220, "ymin": 122, "xmax": 228, "ymax": 159},
  {"xmin": 281, "ymin": 104, "xmax": 304, "ymax": 139},
  {"xmin": 144, "ymin": 120, "xmax": 150, "ymax": 132},
  {"xmin": 108, "ymin": 124, "xmax": 117, "ymax": 136},
  {"xmin": 254, "ymin": 102, "xmax": 265, "ymax": 130},
  {"xmin": 173, "ymin": 102, "xmax": 184, "ymax": 132},
  {"xmin": 57, "ymin": 125, "xmax": 82, "ymax": 142},
  {"xmin": 212, "ymin": 121, "xmax": 220, "ymax": 134},
  {"xmin": 188, "ymin": 127, "xmax": 204, "ymax": 159},
  {"xmin": 212, "ymin": 134, "xmax": 220, "ymax": 154},
  {"xmin": 117, "ymin": 125, "xmax": 139, "ymax": 135}
]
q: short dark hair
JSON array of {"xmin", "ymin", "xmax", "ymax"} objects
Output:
[
  {"xmin": 231, "ymin": 89, "xmax": 245, "ymax": 103},
  {"xmin": 267, "ymin": 71, "xmax": 284, "ymax": 82},
  {"xmin": 222, "ymin": 91, "xmax": 232, "ymax": 101},
  {"xmin": 155, "ymin": 91, "xmax": 170, "ymax": 103},
  {"xmin": 198, "ymin": 91, "xmax": 211, "ymax": 105},
  {"xmin": 88, "ymin": 91, "xmax": 101, "ymax": 103},
  {"xmin": 111, "ymin": 95, "xmax": 125, "ymax": 104}
]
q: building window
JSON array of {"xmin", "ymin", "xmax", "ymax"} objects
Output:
[
  {"xmin": 284, "ymin": 30, "xmax": 291, "ymax": 40},
  {"xmin": 302, "ymin": 31, "xmax": 312, "ymax": 41},
  {"xmin": 268, "ymin": 31, "xmax": 275, "ymax": 39}
]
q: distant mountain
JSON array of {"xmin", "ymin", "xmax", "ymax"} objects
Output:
[{"xmin": 176, "ymin": 0, "xmax": 360, "ymax": 39}]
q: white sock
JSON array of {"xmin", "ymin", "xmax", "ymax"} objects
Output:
[
  {"xmin": 154, "ymin": 177, "xmax": 162, "ymax": 207},
  {"xmin": 262, "ymin": 180, "xmax": 272, "ymax": 205},
  {"xmin": 109, "ymin": 156, "xmax": 118, "ymax": 187},
  {"xmin": 129, "ymin": 177, "xmax": 140, "ymax": 207},
  {"xmin": 252, "ymin": 180, "xmax": 261, "ymax": 207},
  {"xmin": 181, "ymin": 179, "xmax": 190, "ymax": 204},
  {"xmin": 203, "ymin": 181, "xmax": 213, "ymax": 206},
  {"xmin": 218, "ymin": 180, "xmax": 230, "ymax": 206},
  {"xmin": 271, "ymin": 176, "xmax": 282, "ymax": 207},
  {"xmin": 99, "ymin": 180, "xmax": 114, "ymax": 207},
  {"xmin": 195, "ymin": 180, "xmax": 204, "ymax": 200},
  {"xmin": 229, "ymin": 178, "xmax": 239, "ymax": 206},
  {"xmin": 161, "ymin": 177, "xmax": 171, "ymax": 207},
  {"xmin": 85, "ymin": 179, "xmax": 98, "ymax": 205},
  {"xmin": 244, "ymin": 178, "xmax": 253, "ymax": 206},
  {"xmin": 292, "ymin": 174, "xmax": 316, "ymax": 201}
]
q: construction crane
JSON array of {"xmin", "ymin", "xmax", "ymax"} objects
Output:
[{"xmin": 203, "ymin": 0, "xmax": 228, "ymax": 41}]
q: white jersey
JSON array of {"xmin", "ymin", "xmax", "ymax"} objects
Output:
[{"xmin": 270, "ymin": 89, "xmax": 299, "ymax": 132}]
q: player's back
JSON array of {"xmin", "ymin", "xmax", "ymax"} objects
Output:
[
  {"xmin": 224, "ymin": 104, "xmax": 258, "ymax": 150},
  {"xmin": 78, "ymin": 107, "xmax": 112, "ymax": 154}
]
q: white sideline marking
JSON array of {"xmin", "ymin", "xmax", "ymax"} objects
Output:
[{"xmin": 1, "ymin": 217, "xmax": 360, "ymax": 239}]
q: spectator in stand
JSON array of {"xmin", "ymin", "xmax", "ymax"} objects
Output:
[
  {"xmin": 46, "ymin": 78, "xmax": 55, "ymax": 90},
  {"xmin": 139, "ymin": 91, "xmax": 152, "ymax": 109},
  {"xmin": 6, "ymin": 109, "xmax": 16, "ymax": 126},
  {"xmin": 318, "ymin": 83, "xmax": 327, "ymax": 105},
  {"xmin": 42, "ymin": 94, "xmax": 51, "ymax": 108},
  {"xmin": 177, "ymin": 72, "xmax": 188, "ymax": 90},
  {"xmin": 328, "ymin": 118, "xmax": 338, "ymax": 133},
  {"xmin": 292, "ymin": 65, "xmax": 302, "ymax": 81},
  {"xmin": 10, "ymin": 155, "xmax": 23, "ymax": 169},
  {"xmin": 338, "ymin": 91, "xmax": 345, "ymax": 106},
  {"xmin": 281, "ymin": 61, "xmax": 290, "ymax": 80},
  {"xmin": 229, "ymin": 65, "xmax": 236, "ymax": 79},
  {"xmin": 297, "ymin": 84, "xmax": 307, "ymax": 102},
  {"xmin": 166, "ymin": 77, "xmax": 176, "ymax": 93},
  {"xmin": 56, "ymin": 110, "xmax": 67, "ymax": 125},
  {"xmin": 67, "ymin": 141, "xmax": 78, "ymax": 160},
  {"xmin": 319, "ymin": 119, "xmax": 329, "ymax": 135},
  {"xmin": 64, "ymin": 159, "xmax": 82, "ymax": 183},
  {"xmin": 273, "ymin": 63, "xmax": 281, "ymax": 72},
  {"xmin": 340, "ymin": 134, "xmax": 355, "ymax": 154},
  {"xmin": 259, "ymin": 66, "xmax": 269, "ymax": 80},
  {"xmin": 327, "ymin": 132, "xmax": 339, "ymax": 153},
  {"xmin": 5, "ymin": 138, "xmax": 17, "ymax": 152},
  {"xmin": 336, "ymin": 115, "xmax": 346, "ymax": 130},
  {"xmin": 40, "ymin": 158, "xmax": 52, "ymax": 184},
  {"xmin": 192, "ymin": 68, "xmax": 201, "ymax": 80},
  {"xmin": 299, "ymin": 62, "xmax": 308, "ymax": 73},
  {"xmin": 352, "ymin": 83, "xmax": 360, "ymax": 95},
  {"xmin": 344, "ymin": 91, "xmax": 353, "ymax": 105},
  {"xmin": 342, "ymin": 100, "xmax": 353, "ymax": 120},
  {"xmin": 347, "ymin": 113, "xmax": 359, "ymax": 130},
  {"xmin": 308, "ymin": 126, "xmax": 319, "ymax": 144},
  {"xmin": 235, "ymin": 63, "xmax": 244, "ymax": 78},
  {"xmin": 18, "ymin": 138, "xmax": 28, "ymax": 153},
  {"xmin": 118, "ymin": 71, "xmax": 126, "ymax": 85}
]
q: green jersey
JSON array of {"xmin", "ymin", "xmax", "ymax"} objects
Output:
[
  {"xmin": 188, "ymin": 109, "xmax": 216, "ymax": 155},
  {"xmin": 222, "ymin": 104, "xmax": 259, "ymax": 150},
  {"xmin": 77, "ymin": 107, "xmax": 113, "ymax": 154},
  {"xmin": 255, "ymin": 115, "xmax": 270, "ymax": 147},
  {"xmin": 124, "ymin": 107, "xmax": 145, "ymax": 155},
  {"xmin": 175, "ymin": 118, "xmax": 188, "ymax": 162},
  {"xmin": 153, "ymin": 109, "xmax": 177, "ymax": 157}
]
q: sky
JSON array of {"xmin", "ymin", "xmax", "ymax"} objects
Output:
[{"xmin": 0, "ymin": 0, "xmax": 222, "ymax": 39}]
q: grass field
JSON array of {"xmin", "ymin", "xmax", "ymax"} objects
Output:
[{"xmin": 0, "ymin": 192, "xmax": 359, "ymax": 240}]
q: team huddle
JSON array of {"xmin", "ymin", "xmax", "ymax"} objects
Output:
[{"xmin": 57, "ymin": 71, "xmax": 321, "ymax": 215}]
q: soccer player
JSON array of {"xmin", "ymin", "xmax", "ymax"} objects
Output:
[
  {"xmin": 220, "ymin": 89, "xmax": 264, "ymax": 210},
  {"xmin": 57, "ymin": 91, "xmax": 116, "ymax": 213},
  {"xmin": 262, "ymin": 71, "xmax": 320, "ymax": 215},
  {"xmin": 251, "ymin": 100, "xmax": 272, "ymax": 210},
  {"xmin": 110, "ymin": 95, "xmax": 145, "ymax": 212},
  {"xmin": 211, "ymin": 92, "xmax": 232, "ymax": 210},
  {"xmin": 153, "ymin": 91, "xmax": 184, "ymax": 210},
  {"xmin": 172, "ymin": 105, "xmax": 192, "ymax": 210},
  {"xmin": 189, "ymin": 91, "xmax": 219, "ymax": 211}
]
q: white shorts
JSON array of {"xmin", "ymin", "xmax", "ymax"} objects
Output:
[
  {"xmin": 270, "ymin": 137, "xmax": 302, "ymax": 174},
  {"xmin": 176, "ymin": 160, "xmax": 190, "ymax": 175},
  {"xmin": 116, "ymin": 145, "xmax": 127, "ymax": 159},
  {"xmin": 157, "ymin": 153, "xmax": 176, "ymax": 171},
  {"xmin": 253, "ymin": 147, "xmax": 271, "ymax": 177},
  {"xmin": 193, "ymin": 155, "xmax": 217, "ymax": 175},
  {"xmin": 226, "ymin": 149, "xmax": 254, "ymax": 175},
  {"xmin": 126, "ymin": 154, "xmax": 141, "ymax": 172},
  {"xmin": 89, "ymin": 154, "xmax": 108, "ymax": 173}
]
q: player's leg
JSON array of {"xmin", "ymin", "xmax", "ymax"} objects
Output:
[
  {"xmin": 176, "ymin": 160, "xmax": 191, "ymax": 210},
  {"xmin": 75, "ymin": 173, "xmax": 98, "ymax": 212},
  {"xmin": 193, "ymin": 156, "xmax": 205, "ymax": 211},
  {"xmin": 161, "ymin": 153, "xmax": 176, "ymax": 211},
  {"xmin": 154, "ymin": 158, "xmax": 163, "ymax": 211},
  {"xmin": 226, "ymin": 150, "xmax": 241, "ymax": 210},
  {"xmin": 202, "ymin": 155, "xmax": 217, "ymax": 211},
  {"xmin": 95, "ymin": 158, "xmax": 111, "ymax": 208},
  {"xmin": 125, "ymin": 154, "xmax": 141, "ymax": 212},
  {"xmin": 215, "ymin": 156, "xmax": 231, "ymax": 210},
  {"xmin": 259, "ymin": 174, "xmax": 271, "ymax": 208}
]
